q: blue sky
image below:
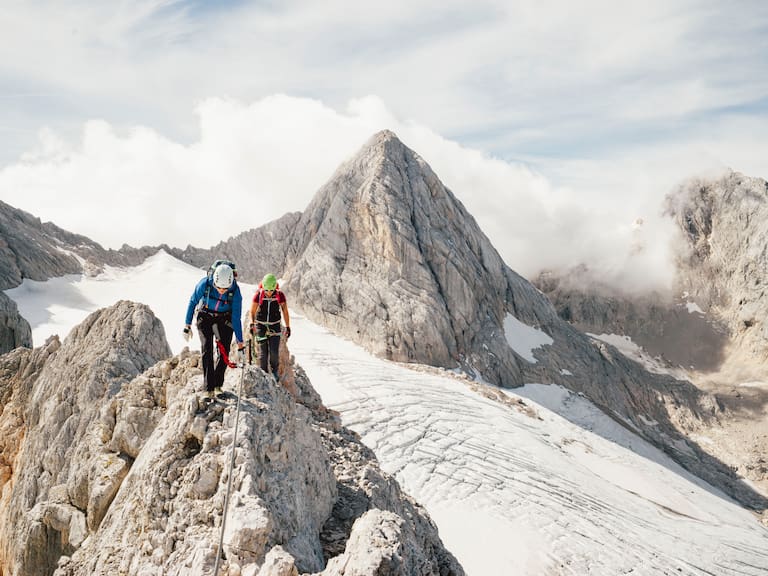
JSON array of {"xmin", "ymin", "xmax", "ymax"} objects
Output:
[{"xmin": 1, "ymin": 0, "xmax": 767, "ymax": 291}]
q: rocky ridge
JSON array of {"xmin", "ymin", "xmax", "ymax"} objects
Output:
[
  {"xmin": 0, "ymin": 199, "xmax": 160, "ymax": 292},
  {"xmin": 0, "ymin": 199, "xmax": 164, "ymax": 354},
  {"xmin": 0, "ymin": 301, "xmax": 462, "ymax": 576},
  {"xmin": 0, "ymin": 293, "xmax": 31, "ymax": 352},
  {"xmin": 534, "ymin": 170, "xmax": 768, "ymax": 499},
  {"xmin": 167, "ymin": 212, "xmax": 301, "ymax": 285}
]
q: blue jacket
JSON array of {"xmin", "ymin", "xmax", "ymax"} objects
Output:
[{"xmin": 185, "ymin": 277, "xmax": 244, "ymax": 343}]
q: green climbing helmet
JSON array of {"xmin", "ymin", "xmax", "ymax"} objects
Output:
[{"xmin": 262, "ymin": 273, "xmax": 277, "ymax": 291}]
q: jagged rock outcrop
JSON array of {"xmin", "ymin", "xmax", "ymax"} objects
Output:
[
  {"xmin": 0, "ymin": 301, "xmax": 462, "ymax": 576},
  {"xmin": 283, "ymin": 130, "xmax": 529, "ymax": 385},
  {"xmin": 0, "ymin": 292, "xmax": 32, "ymax": 353},
  {"xmin": 0, "ymin": 301, "xmax": 171, "ymax": 576},
  {"xmin": 533, "ymin": 170, "xmax": 768, "ymax": 502},
  {"xmin": 664, "ymin": 171, "xmax": 768, "ymax": 366}
]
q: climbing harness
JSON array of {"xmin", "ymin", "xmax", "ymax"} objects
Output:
[{"xmin": 252, "ymin": 320, "xmax": 282, "ymax": 342}]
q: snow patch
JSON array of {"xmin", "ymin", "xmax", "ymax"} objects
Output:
[
  {"xmin": 686, "ymin": 301, "xmax": 704, "ymax": 314},
  {"xmin": 587, "ymin": 332, "xmax": 690, "ymax": 380},
  {"xmin": 503, "ymin": 314, "xmax": 553, "ymax": 363},
  {"xmin": 739, "ymin": 381, "xmax": 768, "ymax": 389}
]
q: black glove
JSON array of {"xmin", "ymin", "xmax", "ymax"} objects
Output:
[
  {"xmin": 249, "ymin": 323, "xmax": 257, "ymax": 334},
  {"xmin": 182, "ymin": 326, "xmax": 192, "ymax": 342},
  {"xmin": 284, "ymin": 326, "xmax": 291, "ymax": 339}
]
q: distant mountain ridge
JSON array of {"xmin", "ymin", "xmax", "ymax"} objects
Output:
[
  {"xmin": 0, "ymin": 199, "xmax": 170, "ymax": 354},
  {"xmin": 535, "ymin": 169, "xmax": 768, "ymax": 501}
]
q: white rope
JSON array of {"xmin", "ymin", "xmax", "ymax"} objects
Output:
[{"xmin": 213, "ymin": 364, "xmax": 246, "ymax": 576}]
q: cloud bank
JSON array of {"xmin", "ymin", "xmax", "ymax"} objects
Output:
[
  {"xmin": 1, "ymin": 94, "xmax": 760, "ymax": 295},
  {"xmin": 1, "ymin": 1, "xmax": 767, "ymax": 293}
]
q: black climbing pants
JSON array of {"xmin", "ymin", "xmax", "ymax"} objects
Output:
[
  {"xmin": 256, "ymin": 323, "xmax": 281, "ymax": 377},
  {"xmin": 197, "ymin": 310, "xmax": 233, "ymax": 392}
]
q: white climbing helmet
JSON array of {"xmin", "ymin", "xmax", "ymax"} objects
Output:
[{"xmin": 212, "ymin": 264, "xmax": 234, "ymax": 289}]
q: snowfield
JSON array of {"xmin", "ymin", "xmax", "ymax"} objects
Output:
[{"xmin": 6, "ymin": 250, "xmax": 768, "ymax": 575}]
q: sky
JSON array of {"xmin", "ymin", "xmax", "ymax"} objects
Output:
[
  {"xmin": 6, "ymin": 250, "xmax": 768, "ymax": 575},
  {"xmin": 2, "ymin": 1, "xmax": 768, "ymax": 292}
]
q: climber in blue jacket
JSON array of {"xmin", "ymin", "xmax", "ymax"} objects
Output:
[{"xmin": 183, "ymin": 262, "xmax": 245, "ymax": 396}]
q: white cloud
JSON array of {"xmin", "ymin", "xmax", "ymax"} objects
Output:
[
  {"xmin": 3, "ymin": 93, "xmax": 764, "ymax": 296},
  {"xmin": 0, "ymin": 1, "xmax": 767, "ymax": 294}
]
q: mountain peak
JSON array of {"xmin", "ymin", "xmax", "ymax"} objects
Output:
[
  {"xmin": 368, "ymin": 128, "xmax": 401, "ymax": 145},
  {"xmin": 286, "ymin": 131, "xmax": 526, "ymax": 383}
]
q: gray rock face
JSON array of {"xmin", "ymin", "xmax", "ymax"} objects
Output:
[
  {"xmin": 0, "ymin": 301, "xmax": 462, "ymax": 575},
  {"xmin": 534, "ymin": 268, "xmax": 732, "ymax": 372},
  {"xmin": 0, "ymin": 292, "xmax": 32, "ymax": 353},
  {"xmin": 665, "ymin": 171, "xmax": 768, "ymax": 365},
  {"xmin": 0, "ymin": 200, "xmax": 160, "ymax": 293},
  {"xmin": 0, "ymin": 199, "xmax": 83, "ymax": 290},
  {"xmin": 0, "ymin": 301, "xmax": 171, "ymax": 576},
  {"xmin": 283, "ymin": 130, "xmax": 528, "ymax": 386},
  {"xmin": 534, "ymin": 170, "xmax": 768, "ymax": 506}
]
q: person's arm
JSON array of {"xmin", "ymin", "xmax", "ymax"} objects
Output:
[
  {"xmin": 280, "ymin": 293, "xmax": 291, "ymax": 337},
  {"xmin": 280, "ymin": 301, "xmax": 290, "ymax": 329},
  {"xmin": 184, "ymin": 278, "xmax": 207, "ymax": 326},
  {"xmin": 232, "ymin": 286, "xmax": 244, "ymax": 345}
]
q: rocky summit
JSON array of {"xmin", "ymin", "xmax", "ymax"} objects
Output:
[{"xmin": 0, "ymin": 301, "xmax": 463, "ymax": 576}]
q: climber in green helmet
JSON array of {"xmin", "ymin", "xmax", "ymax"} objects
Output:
[{"xmin": 249, "ymin": 273, "xmax": 291, "ymax": 381}]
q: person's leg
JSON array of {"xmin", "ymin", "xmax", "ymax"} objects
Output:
[
  {"xmin": 196, "ymin": 313, "xmax": 215, "ymax": 392},
  {"xmin": 268, "ymin": 334, "xmax": 280, "ymax": 377},
  {"xmin": 257, "ymin": 325, "xmax": 269, "ymax": 372},
  {"xmin": 213, "ymin": 319, "xmax": 233, "ymax": 390}
]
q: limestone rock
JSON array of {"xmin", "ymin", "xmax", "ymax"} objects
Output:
[
  {"xmin": 664, "ymin": 171, "xmax": 768, "ymax": 364},
  {"xmin": 323, "ymin": 510, "xmax": 419, "ymax": 576},
  {"xmin": 284, "ymin": 130, "xmax": 529, "ymax": 386},
  {"xmin": 0, "ymin": 301, "xmax": 171, "ymax": 576},
  {"xmin": 0, "ymin": 300, "xmax": 461, "ymax": 575},
  {"xmin": 0, "ymin": 291, "xmax": 32, "ymax": 354}
]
